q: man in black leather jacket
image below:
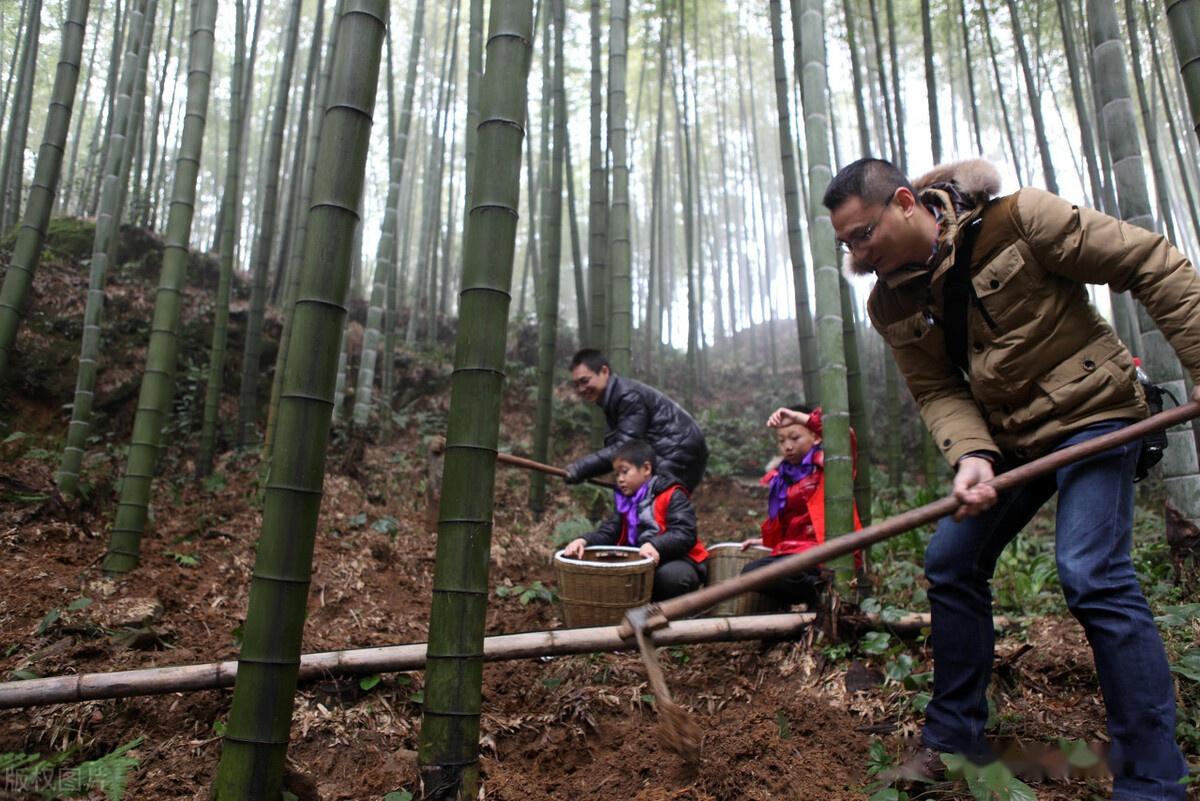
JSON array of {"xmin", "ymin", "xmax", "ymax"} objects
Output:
[{"xmin": 564, "ymin": 349, "xmax": 709, "ymax": 491}]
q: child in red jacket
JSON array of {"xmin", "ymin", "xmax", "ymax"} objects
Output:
[
  {"xmin": 562, "ymin": 440, "xmax": 709, "ymax": 600},
  {"xmin": 740, "ymin": 405, "xmax": 859, "ymax": 607}
]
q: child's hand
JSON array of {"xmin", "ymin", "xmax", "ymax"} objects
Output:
[
  {"xmin": 639, "ymin": 543, "xmax": 660, "ymax": 565},
  {"xmin": 740, "ymin": 538, "xmax": 763, "ymax": 551},
  {"xmin": 562, "ymin": 538, "xmax": 588, "ymax": 559},
  {"xmin": 767, "ymin": 407, "xmax": 808, "ymax": 428}
]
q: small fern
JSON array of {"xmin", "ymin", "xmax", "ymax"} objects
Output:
[{"xmin": 0, "ymin": 736, "xmax": 143, "ymax": 801}]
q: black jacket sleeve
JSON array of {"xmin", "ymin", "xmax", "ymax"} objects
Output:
[
  {"xmin": 637, "ymin": 488, "xmax": 697, "ymax": 562},
  {"xmin": 583, "ymin": 511, "xmax": 623, "ymax": 547},
  {"xmin": 570, "ymin": 386, "xmax": 651, "ymax": 480}
]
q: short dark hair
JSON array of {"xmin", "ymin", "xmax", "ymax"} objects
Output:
[
  {"xmin": 612, "ymin": 440, "xmax": 656, "ymax": 470},
  {"xmin": 822, "ymin": 158, "xmax": 915, "ymax": 212},
  {"xmin": 570, "ymin": 348, "xmax": 609, "ymax": 372}
]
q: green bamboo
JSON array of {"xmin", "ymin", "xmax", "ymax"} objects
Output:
[
  {"xmin": 416, "ymin": 0, "xmax": 533, "ymax": 794},
  {"xmin": 103, "ymin": 0, "xmax": 216, "ymax": 575},
  {"xmin": 56, "ymin": 1, "xmax": 151, "ymax": 498},
  {"xmin": 885, "ymin": 0, "xmax": 907, "ymax": 170},
  {"xmin": 1005, "ymin": 0, "xmax": 1059, "ymax": 192},
  {"xmin": 267, "ymin": 3, "xmax": 325, "ymax": 312},
  {"xmin": 1057, "ymin": 0, "xmax": 1107, "ymax": 206},
  {"xmin": 211, "ymin": 3, "xmax": 385, "ymax": 797},
  {"xmin": 111, "ymin": 0, "xmax": 158, "ymax": 256},
  {"xmin": 1165, "ymin": 0, "xmax": 1200, "ymax": 140},
  {"xmin": 587, "ymin": 0, "xmax": 608, "ymax": 351},
  {"xmin": 196, "ymin": 0, "xmax": 245, "ymax": 479},
  {"xmin": 1125, "ymin": 0, "xmax": 1177, "ymax": 240},
  {"xmin": 678, "ymin": 0, "xmax": 699, "ymax": 405},
  {"xmin": 0, "ymin": 0, "xmax": 91, "ymax": 389},
  {"xmin": 1145, "ymin": 0, "xmax": 1200, "ymax": 241},
  {"xmin": 607, "ymin": 0, "xmax": 631, "ymax": 374},
  {"xmin": 957, "ymin": 0, "xmax": 986, "ymax": 156},
  {"xmin": 771, "ymin": 0, "xmax": 819, "ymax": 404},
  {"xmin": 531, "ymin": 0, "xmax": 565, "ymax": 515},
  {"xmin": 794, "ymin": 0, "xmax": 854, "ymax": 553},
  {"xmin": 884, "ymin": 351, "xmax": 903, "ymax": 487},
  {"xmin": 981, "ymin": 0, "xmax": 1026, "ymax": 183},
  {"xmin": 235, "ymin": 0, "xmax": 302, "ymax": 448},
  {"xmin": 0, "ymin": 0, "xmax": 42, "ymax": 233},
  {"xmin": 840, "ymin": 276, "xmax": 872, "ymax": 525},
  {"xmin": 265, "ymin": 2, "xmax": 329, "ymax": 457},
  {"xmin": 58, "ymin": 0, "xmax": 106, "ymax": 216},
  {"xmin": 920, "ymin": 0, "xmax": 942, "ymax": 164},
  {"xmin": 1090, "ymin": 0, "xmax": 1200, "ymax": 529}
]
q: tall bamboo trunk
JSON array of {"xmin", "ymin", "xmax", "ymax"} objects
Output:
[
  {"xmin": 416, "ymin": 1, "xmax": 533, "ymax": 795},
  {"xmin": 0, "ymin": 0, "xmax": 91, "ymax": 389},
  {"xmin": 1145, "ymin": 0, "xmax": 1200, "ymax": 242},
  {"xmin": 532, "ymin": 0, "xmax": 565, "ymax": 514},
  {"xmin": 234, "ymin": 0, "xmax": 302, "ymax": 448},
  {"xmin": 104, "ymin": 0, "xmax": 217, "ymax": 575},
  {"xmin": 0, "ymin": 0, "xmax": 42, "ymax": 233},
  {"xmin": 885, "ymin": 0, "xmax": 907, "ymax": 170},
  {"xmin": 1125, "ymin": 0, "xmax": 1177, "ymax": 240},
  {"xmin": 770, "ymin": 0, "xmax": 818, "ymax": 402},
  {"xmin": 606, "ymin": 0, "xmax": 631, "ymax": 374},
  {"xmin": 196, "ymin": 0, "xmax": 247, "ymax": 478},
  {"xmin": 920, "ymin": 0, "xmax": 942, "ymax": 164},
  {"xmin": 56, "ymin": 0, "xmax": 154, "ymax": 498},
  {"xmin": 981, "ymin": 0, "xmax": 1025, "ymax": 182},
  {"xmin": 1058, "ymin": 0, "xmax": 1106, "ymax": 205},
  {"xmin": 677, "ymin": 1, "xmax": 698, "ymax": 406},
  {"xmin": 793, "ymin": 0, "xmax": 855, "ymax": 561},
  {"xmin": 265, "ymin": 4, "xmax": 329, "ymax": 456},
  {"xmin": 1089, "ymin": 0, "xmax": 1200, "ymax": 533},
  {"xmin": 1005, "ymin": 0, "xmax": 1059, "ymax": 191},
  {"xmin": 60, "ymin": 1, "xmax": 107, "ymax": 215},
  {"xmin": 211, "ymin": 3, "xmax": 386, "ymax": 797},
  {"xmin": 1164, "ymin": 0, "xmax": 1200, "ymax": 140}
]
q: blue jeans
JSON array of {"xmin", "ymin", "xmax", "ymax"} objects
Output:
[{"xmin": 922, "ymin": 421, "xmax": 1187, "ymax": 800}]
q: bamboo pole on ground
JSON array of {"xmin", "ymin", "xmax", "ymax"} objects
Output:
[{"xmin": 0, "ymin": 612, "xmax": 1012, "ymax": 710}]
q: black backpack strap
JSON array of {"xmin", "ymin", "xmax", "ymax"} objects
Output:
[{"xmin": 942, "ymin": 214, "xmax": 986, "ymax": 372}]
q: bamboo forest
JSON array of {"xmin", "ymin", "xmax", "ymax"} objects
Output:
[{"xmin": 4, "ymin": 0, "xmax": 1200, "ymax": 797}]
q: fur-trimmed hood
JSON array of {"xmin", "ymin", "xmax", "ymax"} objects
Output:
[{"xmin": 844, "ymin": 158, "xmax": 1002, "ymax": 276}]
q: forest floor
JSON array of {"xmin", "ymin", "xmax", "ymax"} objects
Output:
[{"xmin": 0, "ymin": 222, "xmax": 1197, "ymax": 800}]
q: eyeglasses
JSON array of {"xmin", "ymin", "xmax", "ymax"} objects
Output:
[{"xmin": 835, "ymin": 198, "xmax": 891, "ymax": 253}]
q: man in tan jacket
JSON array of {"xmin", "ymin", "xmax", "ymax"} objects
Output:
[{"xmin": 824, "ymin": 157, "xmax": 1199, "ymax": 800}]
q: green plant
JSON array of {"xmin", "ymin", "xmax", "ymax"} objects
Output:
[
  {"xmin": 166, "ymin": 551, "xmax": 199, "ymax": 567},
  {"xmin": 553, "ymin": 516, "xmax": 593, "ymax": 547},
  {"xmin": 495, "ymin": 581, "xmax": 557, "ymax": 605},
  {"xmin": 941, "ymin": 754, "xmax": 1036, "ymax": 800}
]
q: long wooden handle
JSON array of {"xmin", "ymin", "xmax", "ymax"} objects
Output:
[
  {"xmin": 496, "ymin": 451, "xmax": 616, "ymax": 490},
  {"xmin": 619, "ymin": 400, "xmax": 1200, "ymax": 637}
]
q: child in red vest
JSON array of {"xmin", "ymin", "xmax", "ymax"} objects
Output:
[
  {"xmin": 562, "ymin": 440, "xmax": 709, "ymax": 600},
  {"xmin": 740, "ymin": 405, "xmax": 860, "ymax": 607}
]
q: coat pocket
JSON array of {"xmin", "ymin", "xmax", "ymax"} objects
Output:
[
  {"xmin": 881, "ymin": 309, "xmax": 933, "ymax": 348},
  {"xmin": 972, "ymin": 244, "xmax": 1043, "ymax": 325}
]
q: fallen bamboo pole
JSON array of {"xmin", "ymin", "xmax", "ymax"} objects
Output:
[
  {"xmin": 0, "ymin": 614, "xmax": 813, "ymax": 709},
  {"xmin": 496, "ymin": 451, "xmax": 616, "ymax": 490}
]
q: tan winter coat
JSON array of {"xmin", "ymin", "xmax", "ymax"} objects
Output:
[{"xmin": 864, "ymin": 160, "xmax": 1200, "ymax": 466}]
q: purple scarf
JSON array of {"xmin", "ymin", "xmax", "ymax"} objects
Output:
[
  {"xmin": 614, "ymin": 482, "xmax": 651, "ymax": 546},
  {"xmin": 767, "ymin": 449, "xmax": 818, "ymax": 522}
]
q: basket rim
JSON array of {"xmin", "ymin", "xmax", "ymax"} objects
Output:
[{"xmin": 553, "ymin": 545, "xmax": 655, "ymax": 568}]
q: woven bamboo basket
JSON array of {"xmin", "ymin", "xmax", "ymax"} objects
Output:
[
  {"xmin": 705, "ymin": 542, "xmax": 784, "ymax": 616},
  {"xmin": 554, "ymin": 546, "xmax": 655, "ymax": 628}
]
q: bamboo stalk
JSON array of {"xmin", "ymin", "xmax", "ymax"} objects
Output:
[
  {"xmin": 496, "ymin": 451, "xmax": 616, "ymax": 489},
  {"xmin": 622, "ymin": 401, "xmax": 1200, "ymax": 636},
  {"xmin": 0, "ymin": 613, "xmax": 932, "ymax": 709}
]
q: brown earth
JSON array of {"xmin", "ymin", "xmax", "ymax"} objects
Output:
[{"xmin": 0, "ymin": 225, "xmax": 1171, "ymax": 800}]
